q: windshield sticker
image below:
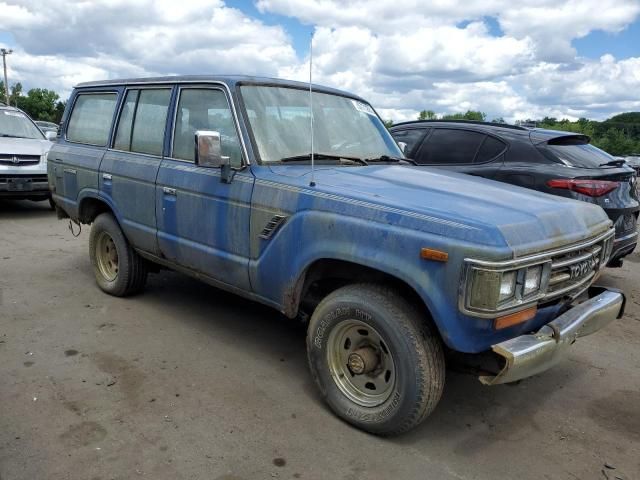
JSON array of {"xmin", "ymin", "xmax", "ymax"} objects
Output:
[{"xmin": 351, "ymin": 100, "xmax": 376, "ymax": 116}]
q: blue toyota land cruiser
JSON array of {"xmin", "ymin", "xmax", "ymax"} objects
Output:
[{"xmin": 48, "ymin": 76, "xmax": 625, "ymax": 435}]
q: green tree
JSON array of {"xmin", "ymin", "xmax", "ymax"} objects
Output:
[
  {"xmin": 491, "ymin": 117, "xmax": 505, "ymax": 123},
  {"xmin": 442, "ymin": 110, "xmax": 486, "ymax": 121},
  {"xmin": 16, "ymin": 88, "xmax": 61, "ymax": 122},
  {"xmin": 418, "ymin": 109, "xmax": 436, "ymax": 120},
  {"xmin": 54, "ymin": 100, "xmax": 66, "ymax": 123}
]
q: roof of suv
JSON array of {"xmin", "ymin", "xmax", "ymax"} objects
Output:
[
  {"xmin": 389, "ymin": 120, "xmax": 586, "ymax": 144},
  {"xmin": 75, "ymin": 75, "xmax": 366, "ymax": 102}
]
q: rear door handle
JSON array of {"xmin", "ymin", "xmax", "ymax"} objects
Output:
[
  {"xmin": 102, "ymin": 173, "xmax": 112, "ymax": 180},
  {"xmin": 162, "ymin": 187, "xmax": 176, "ymax": 196},
  {"xmin": 63, "ymin": 168, "xmax": 76, "ymax": 175}
]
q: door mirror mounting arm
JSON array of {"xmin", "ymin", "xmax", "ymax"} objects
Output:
[{"xmin": 220, "ymin": 156, "xmax": 234, "ymax": 184}]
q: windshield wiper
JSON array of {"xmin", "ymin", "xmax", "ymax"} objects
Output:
[
  {"xmin": 599, "ymin": 159, "xmax": 627, "ymax": 167},
  {"xmin": 365, "ymin": 155, "xmax": 418, "ymax": 166},
  {"xmin": 280, "ymin": 153, "xmax": 368, "ymax": 166}
]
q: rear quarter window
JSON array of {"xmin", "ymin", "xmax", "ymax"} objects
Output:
[
  {"xmin": 66, "ymin": 92, "xmax": 118, "ymax": 146},
  {"xmin": 475, "ymin": 136, "xmax": 507, "ymax": 163}
]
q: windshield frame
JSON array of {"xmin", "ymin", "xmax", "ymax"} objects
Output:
[
  {"xmin": 236, "ymin": 82, "xmax": 402, "ymax": 166},
  {"xmin": 0, "ymin": 108, "xmax": 46, "ymax": 140}
]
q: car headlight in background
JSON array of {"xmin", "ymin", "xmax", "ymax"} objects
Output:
[{"xmin": 465, "ymin": 262, "xmax": 551, "ymax": 314}]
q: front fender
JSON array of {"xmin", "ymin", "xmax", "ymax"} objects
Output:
[{"xmin": 248, "ymin": 210, "xmax": 482, "ymax": 348}]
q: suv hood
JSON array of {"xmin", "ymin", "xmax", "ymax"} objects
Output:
[
  {"xmin": 303, "ymin": 165, "xmax": 611, "ymax": 257},
  {"xmin": 0, "ymin": 137, "xmax": 52, "ymax": 156}
]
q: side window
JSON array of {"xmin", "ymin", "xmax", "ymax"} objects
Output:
[
  {"xmin": 113, "ymin": 90, "xmax": 138, "ymax": 151},
  {"xmin": 172, "ymin": 88, "xmax": 242, "ymax": 167},
  {"xmin": 66, "ymin": 93, "xmax": 117, "ymax": 146},
  {"xmin": 415, "ymin": 129, "xmax": 485, "ymax": 165},
  {"xmin": 475, "ymin": 136, "xmax": 507, "ymax": 163},
  {"xmin": 391, "ymin": 128, "xmax": 429, "ymax": 156},
  {"xmin": 113, "ymin": 88, "xmax": 171, "ymax": 156}
]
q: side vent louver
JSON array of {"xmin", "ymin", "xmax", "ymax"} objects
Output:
[{"xmin": 259, "ymin": 214, "xmax": 287, "ymax": 240}]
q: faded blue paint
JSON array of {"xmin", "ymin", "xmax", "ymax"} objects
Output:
[{"xmin": 49, "ymin": 76, "xmax": 613, "ymax": 354}]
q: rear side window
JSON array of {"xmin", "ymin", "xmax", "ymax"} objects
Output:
[
  {"xmin": 538, "ymin": 137, "xmax": 614, "ymax": 168},
  {"xmin": 113, "ymin": 88, "xmax": 171, "ymax": 156},
  {"xmin": 415, "ymin": 128, "xmax": 485, "ymax": 165},
  {"xmin": 390, "ymin": 128, "xmax": 428, "ymax": 155},
  {"xmin": 66, "ymin": 93, "xmax": 118, "ymax": 146},
  {"xmin": 475, "ymin": 136, "xmax": 507, "ymax": 163}
]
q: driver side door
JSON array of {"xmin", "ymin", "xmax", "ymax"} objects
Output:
[{"xmin": 156, "ymin": 86, "xmax": 254, "ymax": 291}]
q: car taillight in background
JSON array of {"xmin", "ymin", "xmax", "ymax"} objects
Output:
[{"xmin": 546, "ymin": 179, "xmax": 619, "ymax": 197}]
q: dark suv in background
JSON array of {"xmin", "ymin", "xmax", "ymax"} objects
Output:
[{"xmin": 390, "ymin": 120, "xmax": 639, "ymax": 266}]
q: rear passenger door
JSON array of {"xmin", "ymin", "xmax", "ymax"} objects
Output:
[
  {"xmin": 413, "ymin": 128, "xmax": 506, "ymax": 179},
  {"xmin": 156, "ymin": 86, "xmax": 253, "ymax": 291},
  {"xmin": 50, "ymin": 91, "xmax": 118, "ymax": 214},
  {"xmin": 100, "ymin": 87, "xmax": 173, "ymax": 256}
]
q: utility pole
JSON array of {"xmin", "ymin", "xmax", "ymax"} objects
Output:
[{"xmin": 1, "ymin": 48, "xmax": 13, "ymax": 105}]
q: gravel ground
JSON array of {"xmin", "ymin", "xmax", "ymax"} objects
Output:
[{"xmin": 1, "ymin": 199, "xmax": 639, "ymax": 480}]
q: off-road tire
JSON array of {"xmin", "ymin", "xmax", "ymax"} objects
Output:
[
  {"xmin": 306, "ymin": 283, "xmax": 445, "ymax": 436},
  {"xmin": 89, "ymin": 212, "xmax": 147, "ymax": 296}
]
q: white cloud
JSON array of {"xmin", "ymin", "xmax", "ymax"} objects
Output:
[{"xmin": 1, "ymin": 0, "xmax": 296, "ymax": 97}]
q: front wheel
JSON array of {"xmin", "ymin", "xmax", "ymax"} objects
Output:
[
  {"xmin": 89, "ymin": 212, "xmax": 148, "ymax": 296},
  {"xmin": 306, "ymin": 283, "xmax": 445, "ymax": 436}
]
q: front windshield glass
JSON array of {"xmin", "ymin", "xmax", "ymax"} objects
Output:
[
  {"xmin": 240, "ymin": 85, "xmax": 402, "ymax": 163},
  {"xmin": 0, "ymin": 109, "xmax": 45, "ymax": 139}
]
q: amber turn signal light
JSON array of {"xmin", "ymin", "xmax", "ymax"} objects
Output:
[
  {"xmin": 420, "ymin": 248, "xmax": 448, "ymax": 262},
  {"xmin": 494, "ymin": 306, "xmax": 537, "ymax": 330}
]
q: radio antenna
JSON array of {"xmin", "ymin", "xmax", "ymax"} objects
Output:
[{"xmin": 309, "ymin": 33, "xmax": 316, "ymax": 187}]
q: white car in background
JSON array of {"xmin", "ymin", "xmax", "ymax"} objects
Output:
[{"xmin": 0, "ymin": 104, "xmax": 56, "ymax": 208}]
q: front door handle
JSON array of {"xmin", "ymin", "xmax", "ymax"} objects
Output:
[
  {"xmin": 63, "ymin": 168, "xmax": 77, "ymax": 175},
  {"xmin": 162, "ymin": 187, "xmax": 176, "ymax": 196}
]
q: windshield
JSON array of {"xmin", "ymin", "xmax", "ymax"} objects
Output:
[
  {"xmin": 537, "ymin": 137, "xmax": 615, "ymax": 168},
  {"xmin": 240, "ymin": 85, "xmax": 401, "ymax": 163},
  {"xmin": 0, "ymin": 109, "xmax": 45, "ymax": 139}
]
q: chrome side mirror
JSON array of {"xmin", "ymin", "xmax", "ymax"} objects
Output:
[
  {"xmin": 45, "ymin": 131, "xmax": 57, "ymax": 141},
  {"xmin": 194, "ymin": 130, "xmax": 233, "ymax": 183},
  {"xmin": 397, "ymin": 141, "xmax": 407, "ymax": 154}
]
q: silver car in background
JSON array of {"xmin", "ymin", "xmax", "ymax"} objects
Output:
[
  {"xmin": 34, "ymin": 120, "xmax": 60, "ymax": 136},
  {"xmin": 0, "ymin": 105, "xmax": 56, "ymax": 207}
]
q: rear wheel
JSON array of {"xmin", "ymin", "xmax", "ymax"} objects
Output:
[
  {"xmin": 89, "ymin": 213, "xmax": 147, "ymax": 296},
  {"xmin": 306, "ymin": 283, "xmax": 445, "ymax": 436}
]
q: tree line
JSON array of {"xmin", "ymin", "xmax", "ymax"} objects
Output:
[
  {"xmin": 1, "ymin": 81, "xmax": 66, "ymax": 124},
  {"xmin": 383, "ymin": 110, "xmax": 640, "ymax": 156}
]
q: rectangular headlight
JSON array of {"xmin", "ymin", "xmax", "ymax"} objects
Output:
[
  {"xmin": 469, "ymin": 269, "xmax": 516, "ymax": 311},
  {"xmin": 523, "ymin": 266, "xmax": 542, "ymax": 297},
  {"xmin": 465, "ymin": 262, "xmax": 550, "ymax": 314}
]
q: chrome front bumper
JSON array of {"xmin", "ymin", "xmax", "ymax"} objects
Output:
[{"xmin": 479, "ymin": 287, "xmax": 625, "ymax": 385}]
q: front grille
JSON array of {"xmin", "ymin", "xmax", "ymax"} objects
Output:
[
  {"xmin": 0, "ymin": 174, "xmax": 48, "ymax": 183},
  {"xmin": 0, "ymin": 154, "xmax": 41, "ymax": 166},
  {"xmin": 544, "ymin": 233, "xmax": 613, "ymax": 301}
]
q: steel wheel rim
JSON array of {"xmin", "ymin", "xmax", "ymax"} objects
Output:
[
  {"xmin": 95, "ymin": 231, "xmax": 119, "ymax": 282},
  {"xmin": 326, "ymin": 319, "xmax": 396, "ymax": 407}
]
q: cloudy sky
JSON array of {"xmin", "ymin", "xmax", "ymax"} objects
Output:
[{"xmin": 1, "ymin": 0, "xmax": 639, "ymax": 122}]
